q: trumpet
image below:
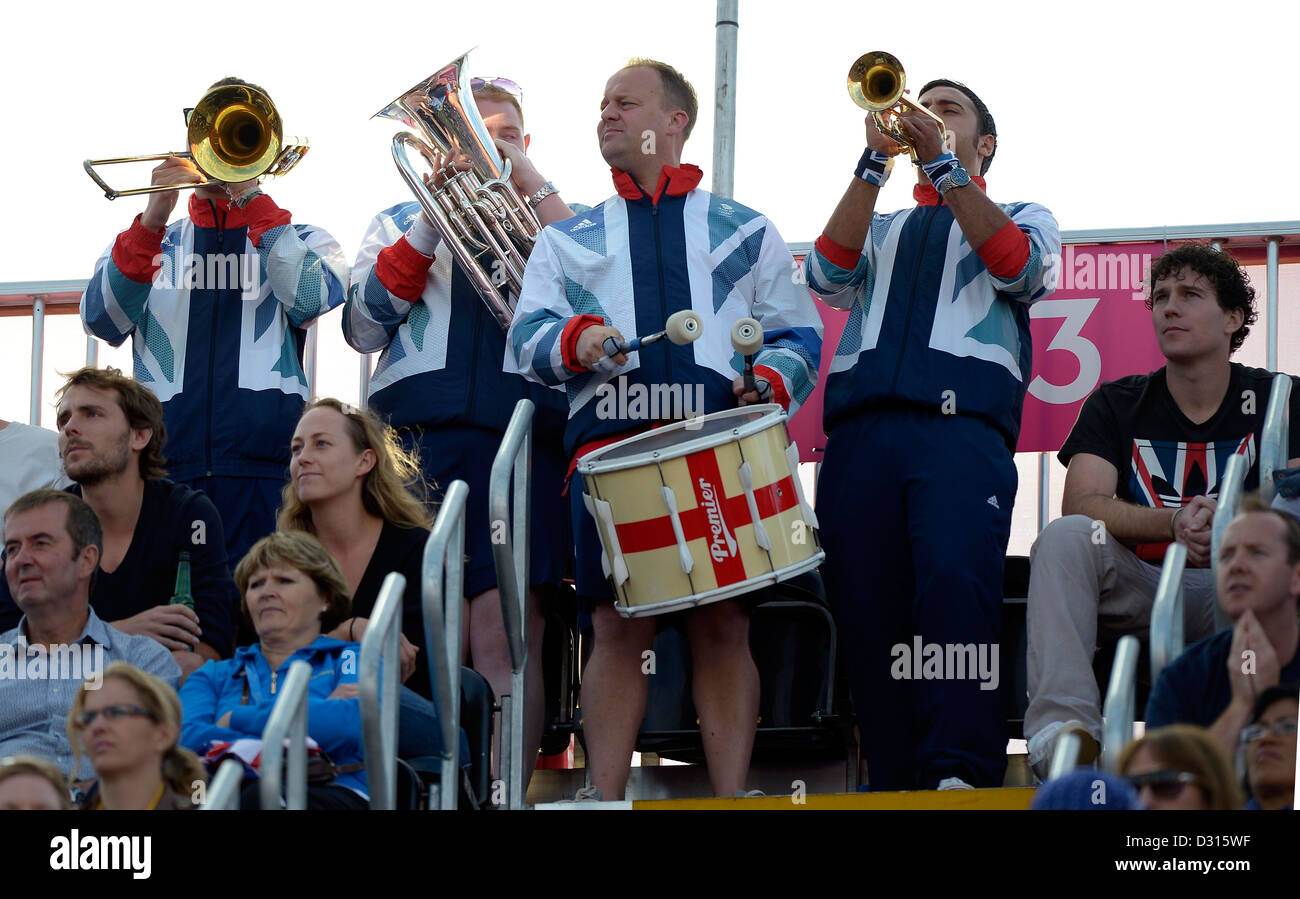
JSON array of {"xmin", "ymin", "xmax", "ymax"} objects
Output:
[
  {"xmin": 374, "ymin": 51, "xmax": 541, "ymax": 333},
  {"xmin": 84, "ymin": 83, "xmax": 308, "ymax": 200},
  {"xmin": 846, "ymin": 51, "xmax": 945, "ymax": 163}
]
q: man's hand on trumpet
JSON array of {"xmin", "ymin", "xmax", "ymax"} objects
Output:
[
  {"xmin": 893, "ymin": 106, "xmax": 948, "ymax": 164},
  {"xmin": 142, "ymin": 157, "xmax": 205, "ymax": 231}
]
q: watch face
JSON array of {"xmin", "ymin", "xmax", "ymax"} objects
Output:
[{"xmin": 950, "ymin": 167, "xmax": 971, "ymax": 187}]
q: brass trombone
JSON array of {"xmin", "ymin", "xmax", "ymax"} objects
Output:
[
  {"xmin": 84, "ymin": 83, "xmax": 308, "ymax": 200},
  {"xmin": 846, "ymin": 51, "xmax": 945, "ymax": 162}
]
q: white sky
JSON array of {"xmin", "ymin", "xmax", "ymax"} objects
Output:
[{"xmin": 2, "ymin": 0, "xmax": 1298, "ymax": 551}]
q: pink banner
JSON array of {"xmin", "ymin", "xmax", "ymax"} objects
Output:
[{"xmin": 786, "ymin": 243, "xmax": 1171, "ymax": 460}]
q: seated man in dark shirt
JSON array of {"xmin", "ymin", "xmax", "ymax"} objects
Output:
[
  {"xmin": 1146, "ymin": 497, "xmax": 1300, "ymax": 755},
  {"xmin": 0, "ymin": 367, "xmax": 238, "ymax": 677},
  {"xmin": 1024, "ymin": 244, "xmax": 1300, "ymax": 778}
]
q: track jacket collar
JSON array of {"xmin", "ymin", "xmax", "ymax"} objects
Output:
[{"xmin": 611, "ymin": 163, "xmax": 703, "ymax": 205}]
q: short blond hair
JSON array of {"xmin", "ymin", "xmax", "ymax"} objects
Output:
[
  {"xmin": 622, "ymin": 58, "xmax": 698, "ymax": 140},
  {"xmin": 235, "ymin": 530, "xmax": 352, "ymax": 634},
  {"xmin": 0, "ymin": 756, "xmax": 71, "ymax": 809}
]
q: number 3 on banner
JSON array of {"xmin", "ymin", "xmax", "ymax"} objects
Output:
[{"xmin": 1028, "ymin": 297, "xmax": 1102, "ymax": 405}]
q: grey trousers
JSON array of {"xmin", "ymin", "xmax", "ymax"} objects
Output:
[{"xmin": 1024, "ymin": 515, "xmax": 1217, "ymax": 745}]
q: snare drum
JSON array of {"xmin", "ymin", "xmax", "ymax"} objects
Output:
[{"xmin": 576, "ymin": 404, "xmax": 823, "ymax": 617}]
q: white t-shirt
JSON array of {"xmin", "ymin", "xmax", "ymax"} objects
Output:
[{"xmin": 0, "ymin": 421, "xmax": 72, "ymax": 515}]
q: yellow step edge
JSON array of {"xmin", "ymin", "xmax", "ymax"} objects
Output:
[{"xmin": 629, "ymin": 787, "xmax": 1037, "ymax": 811}]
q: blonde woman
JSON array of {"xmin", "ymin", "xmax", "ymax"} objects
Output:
[
  {"xmin": 67, "ymin": 662, "xmax": 205, "ymax": 810},
  {"xmin": 280, "ymin": 398, "xmax": 431, "ymax": 690},
  {"xmin": 0, "ymin": 756, "xmax": 71, "ymax": 810}
]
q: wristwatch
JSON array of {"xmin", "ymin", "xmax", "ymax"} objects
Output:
[
  {"xmin": 527, "ymin": 181, "xmax": 557, "ymax": 208},
  {"xmin": 935, "ymin": 165, "xmax": 971, "ymax": 195}
]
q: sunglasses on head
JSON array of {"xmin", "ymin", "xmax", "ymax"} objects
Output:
[
  {"xmin": 74, "ymin": 704, "xmax": 157, "ymax": 729},
  {"xmin": 470, "ymin": 76, "xmax": 523, "ymax": 101},
  {"xmin": 1127, "ymin": 769, "xmax": 1200, "ymax": 799}
]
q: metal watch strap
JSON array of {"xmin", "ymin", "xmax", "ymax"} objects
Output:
[{"xmin": 527, "ymin": 181, "xmax": 557, "ymax": 208}]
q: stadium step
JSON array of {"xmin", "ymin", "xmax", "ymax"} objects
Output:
[{"xmin": 534, "ymin": 787, "xmax": 1037, "ymax": 810}]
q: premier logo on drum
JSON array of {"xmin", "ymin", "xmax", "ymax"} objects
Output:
[
  {"xmin": 697, "ymin": 477, "xmax": 738, "ymax": 561},
  {"xmin": 593, "ymin": 376, "xmax": 706, "ymax": 429},
  {"xmin": 889, "ymin": 636, "xmax": 999, "ymax": 691}
]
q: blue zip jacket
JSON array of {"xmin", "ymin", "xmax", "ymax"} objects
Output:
[
  {"xmin": 81, "ymin": 194, "xmax": 348, "ymax": 481},
  {"xmin": 345, "ymin": 201, "xmax": 568, "ymax": 440},
  {"xmin": 179, "ymin": 636, "xmax": 367, "ymax": 797},
  {"xmin": 804, "ymin": 187, "xmax": 1060, "ymax": 451}
]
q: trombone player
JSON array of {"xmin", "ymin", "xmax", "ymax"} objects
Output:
[
  {"xmin": 803, "ymin": 67, "xmax": 1061, "ymax": 791},
  {"xmin": 344, "ymin": 72, "xmax": 575, "ymax": 789},
  {"xmin": 80, "ymin": 77, "xmax": 349, "ymax": 592}
]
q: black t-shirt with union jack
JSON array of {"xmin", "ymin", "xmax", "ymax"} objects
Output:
[{"xmin": 1058, "ymin": 363, "xmax": 1300, "ymax": 561}]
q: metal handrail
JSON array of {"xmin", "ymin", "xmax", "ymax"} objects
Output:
[
  {"xmin": 200, "ymin": 758, "xmax": 245, "ymax": 810},
  {"xmin": 1150, "ymin": 541, "xmax": 1188, "ymax": 684},
  {"xmin": 1260, "ymin": 372, "xmax": 1292, "ymax": 504},
  {"xmin": 1211, "ymin": 453, "xmax": 1249, "ymax": 632},
  {"xmin": 423, "ymin": 478, "xmax": 469, "ymax": 810},
  {"xmin": 489, "ymin": 398, "xmax": 533, "ymax": 810},
  {"xmin": 259, "ymin": 659, "xmax": 312, "ymax": 810},
  {"xmin": 1048, "ymin": 732, "xmax": 1082, "ymax": 781},
  {"xmin": 360, "ymin": 572, "xmax": 405, "ymax": 810},
  {"xmin": 1101, "ymin": 635, "xmax": 1140, "ymax": 772}
]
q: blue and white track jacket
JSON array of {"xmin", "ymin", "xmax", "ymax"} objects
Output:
[
  {"xmin": 343, "ymin": 201, "xmax": 567, "ymax": 439},
  {"xmin": 81, "ymin": 194, "xmax": 348, "ymax": 481},
  {"xmin": 804, "ymin": 187, "xmax": 1060, "ymax": 450},
  {"xmin": 505, "ymin": 165, "xmax": 823, "ymax": 457}
]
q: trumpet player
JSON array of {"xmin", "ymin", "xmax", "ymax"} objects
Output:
[
  {"xmin": 344, "ymin": 75, "xmax": 574, "ymax": 787},
  {"xmin": 80, "ymin": 77, "xmax": 349, "ymax": 578},
  {"xmin": 803, "ymin": 76, "xmax": 1060, "ymax": 791}
]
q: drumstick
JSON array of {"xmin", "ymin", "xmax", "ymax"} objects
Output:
[
  {"xmin": 731, "ymin": 317, "xmax": 769, "ymax": 400},
  {"xmin": 603, "ymin": 309, "xmax": 703, "ymax": 359}
]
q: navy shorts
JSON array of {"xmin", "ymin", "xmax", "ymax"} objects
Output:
[{"xmin": 404, "ymin": 425, "xmax": 571, "ymax": 599}]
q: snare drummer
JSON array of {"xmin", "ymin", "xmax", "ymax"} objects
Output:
[{"xmin": 505, "ymin": 59, "xmax": 822, "ymax": 800}]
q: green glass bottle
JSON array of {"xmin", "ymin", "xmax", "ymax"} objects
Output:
[{"xmin": 169, "ymin": 552, "xmax": 194, "ymax": 611}]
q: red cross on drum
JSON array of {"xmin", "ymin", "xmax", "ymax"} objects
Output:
[{"xmin": 577, "ymin": 405, "xmax": 824, "ymax": 618}]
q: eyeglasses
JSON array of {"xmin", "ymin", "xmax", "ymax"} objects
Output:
[
  {"xmin": 471, "ymin": 76, "xmax": 523, "ymax": 102},
  {"xmin": 1127, "ymin": 770, "xmax": 1200, "ymax": 799},
  {"xmin": 74, "ymin": 704, "xmax": 157, "ymax": 728},
  {"xmin": 1240, "ymin": 718, "xmax": 1299, "ymax": 744}
]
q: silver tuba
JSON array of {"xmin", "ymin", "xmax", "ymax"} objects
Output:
[{"xmin": 375, "ymin": 52, "xmax": 542, "ymax": 331}]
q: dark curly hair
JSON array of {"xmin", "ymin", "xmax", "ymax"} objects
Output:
[{"xmin": 1146, "ymin": 244, "xmax": 1257, "ymax": 355}]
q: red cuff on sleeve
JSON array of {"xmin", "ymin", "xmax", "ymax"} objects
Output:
[
  {"xmin": 111, "ymin": 215, "xmax": 165, "ymax": 283},
  {"xmin": 976, "ymin": 220, "xmax": 1031, "ymax": 279},
  {"xmin": 374, "ymin": 236, "xmax": 437, "ymax": 302},
  {"xmin": 814, "ymin": 233, "xmax": 863, "ymax": 272},
  {"xmin": 753, "ymin": 364, "xmax": 791, "ymax": 411},
  {"xmin": 561, "ymin": 314, "xmax": 607, "ymax": 373},
  {"xmin": 240, "ymin": 193, "xmax": 294, "ymax": 247}
]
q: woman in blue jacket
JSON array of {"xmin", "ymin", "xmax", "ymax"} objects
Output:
[{"xmin": 180, "ymin": 530, "xmax": 367, "ymax": 809}]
